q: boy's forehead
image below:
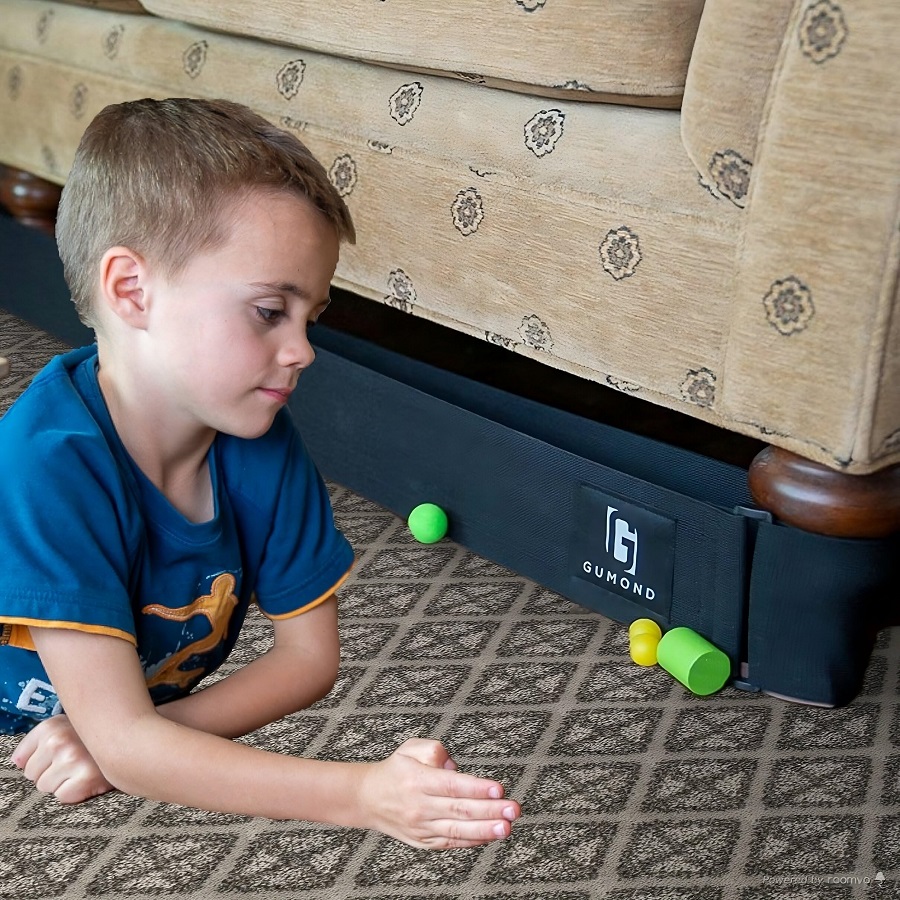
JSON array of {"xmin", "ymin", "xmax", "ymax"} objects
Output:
[
  {"xmin": 222, "ymin": 188, "xmax": 335, "ymax": 238},
  {"xmin": 181, "ymin": 189, "xmax": 340, "ymax": 286}
]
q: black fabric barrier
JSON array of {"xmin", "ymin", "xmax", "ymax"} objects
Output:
[
  {"xmin": 747, "ymin": 525, "xmax": 899, "ymax": 705},
  {"xmin": 0, "ymin": 214, "xmax": 93, "ymax": 347},
  {"xmin": 294, "ymin": 326, "xmax": 897, "ymax": 707}
]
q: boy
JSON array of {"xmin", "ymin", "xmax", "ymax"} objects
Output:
[{"xmin": 0, "ymin": 98, "xmax": 520, "ymax": 849}]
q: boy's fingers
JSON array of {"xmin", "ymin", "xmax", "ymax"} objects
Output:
[
  {"xmin": 53, "ymin": 774, "xmax": 113, "ymax": 805},
  {"xmin": 33, "ymin": 765, "xmax": 67, "ymax": 797},
  {"xmin": 419, "ymin": 815, "xmax": 515, "ymax": 849},
  {"xmin": 442, "ymin": 796, "xmax": 520, "ymax": 825},
  {"xmin": 433, "ymin": 767, "xmax": 508, "ymax": 802},
  {"xmin": 10, "ymin": 730, "xmax": 38, "ymax": 769},
  {"xmin": 395, "ymin": 737, "xmax": 452, "ymax": 769},
  {"xmin": 394, "ymin": 739, "xmax": 507, "ymax": 798}
]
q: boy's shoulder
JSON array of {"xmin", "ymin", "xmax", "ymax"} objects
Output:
[{"xmin": 0, "ymin": 345, "xmax": 108, "ymax": 471}]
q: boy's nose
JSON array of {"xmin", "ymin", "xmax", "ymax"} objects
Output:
[{"xmin": 278, "ymin": 328, "xmax": 316, "ymax": 370}]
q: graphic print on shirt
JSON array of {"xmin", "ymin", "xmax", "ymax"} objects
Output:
[{"xmin": 141, "ymin": 571, "xmax": 239, "ymax": 690}]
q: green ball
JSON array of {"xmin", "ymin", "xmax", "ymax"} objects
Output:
[{"xmin": 407, "ymin": 503, "xmax": 449, "ymax": 544}]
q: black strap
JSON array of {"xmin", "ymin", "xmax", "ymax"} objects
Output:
[{"xmin": 298, "ymin": 326, "xmax": 896, "ymax": 706}]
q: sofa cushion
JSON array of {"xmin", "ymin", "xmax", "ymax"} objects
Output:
[{"xmin": 139, "ymin": 0, "xmax": 705, "ymax": 108}]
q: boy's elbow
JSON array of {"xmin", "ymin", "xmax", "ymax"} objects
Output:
[
  {"xmin": 304, "ymin": 645, "xmax": 341, "ymax": 707},
  {"xmin": 285, "ymin": 642, "xmax": 340, "ymax": 711}
]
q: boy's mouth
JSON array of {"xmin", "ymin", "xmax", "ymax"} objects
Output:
[{"xmin": 259, "ymin": 387, "xmax": 292, "ymax": 403}]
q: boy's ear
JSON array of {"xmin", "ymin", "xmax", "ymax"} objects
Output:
[{"xmin": 99, "ymin": 246, "xmax": 149, "ymax": 328}]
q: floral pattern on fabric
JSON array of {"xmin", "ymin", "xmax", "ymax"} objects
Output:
[
  {"xmin": 485, "ymin": 332, "xmax": 519, "ymax": 351},
  {"xmin": 367, "ymin": 139, "xmax": 394, "ymax": 154},
  {"xmin": 606, "ymin": 376, "xmax": 641, "ymax": 394},
  {"xmin": 599, "ymin": 227, "xmax": 641, "ymax": 280},
  {"xmin": 386, "ymin": 269, "xmax": 417, "ymax": 313},
  {"xmin": 524, "ymin": 109, "xmax": 565, "ymax": 158},
  {"xmin": 103, "ymin": 25, "xmax": 125, "ymax": 61},
  {"xmin": 69, "ymin": 83, "xmax": 88, "ymax": 120},
  {"xmin": 555, "ymin": 80, "xmax": 593, "ymax": 93},
  {"xmin": 799, "ymin": 1, "xmax": 848, "ymax": 63},
  {"xmin": 390, "ymin": 83, "xmax": 423, "ymax": 126},
  {"xmin": 681, "ymin": 368, "xmax": 717, "ymax": 408},
  {"xmin": 329, "ymin": 155, "xmax": 358, "ymax": 197},
  {"xmin": 519, "ymin": 315, "xmax": 553, "ymax": 352},
  {"xmin": 6, "ymin": 66, "xmax": 22, "ymax": 101},
  {"xmin": 36, "ymin": 9, "xmax": 54, "ymax": 44},
  {"xmin": 708, "ymin": 150, "xmax": 752, "ymax": 208},
  {"xmin": 452, "ymin": 189, "xmax": 484, "ymax": 236},
  {"xmin": 764, "ymin": 277, "xmax": 815, "ymax": 335},
  {"xmin": 183, "ymin": 41, "xmax": 208, "ymax": 79},
  {"xmin": 279, "ymin": 116, "xmax": 308, "ymax": 133},
  {"xmin": 276, "ymin": 60, "xmax": 306, "ymax": 100},
  {"xmin": 41, "ymin": 145, "xmax": 59, "ymax": 177}
]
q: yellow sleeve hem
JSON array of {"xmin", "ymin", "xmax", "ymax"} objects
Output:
[
  {"xmin": 261, "ymin": 565, "xmax": 353, "ymax": 621},
  {"xmin": 0, "ymin": 618, "xmax": 137, "ymax": 651}
]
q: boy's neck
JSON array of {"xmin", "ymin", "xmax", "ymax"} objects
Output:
[{"xmin": 96, "ymin": 350, "xmax": 216, "ymax": 524}]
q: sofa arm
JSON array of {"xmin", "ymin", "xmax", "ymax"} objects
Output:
[
  {"xmin": 685, "ymin": 0, "xmax": 900, "ymax": 473},
  {"xmin": 681, "ymin": 0, "xmax": 795, "ymax": 208}
]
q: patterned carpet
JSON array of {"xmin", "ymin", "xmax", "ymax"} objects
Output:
[{"xmin": 1, "ymin": 309, "xmax": 899, "ymax": 900}]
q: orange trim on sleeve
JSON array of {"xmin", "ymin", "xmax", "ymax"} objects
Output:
[
  {"xmin": 0, "ymin": 617, "xmax": 137, "ymax": 650},
  {"xmin": 262, "ymin": 565, "xmax": 353, "ymax": 621}
]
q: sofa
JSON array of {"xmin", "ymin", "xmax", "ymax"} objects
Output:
[{"xmin": 1, "ymin": 0, "xmax": 898, "ymax": 534}]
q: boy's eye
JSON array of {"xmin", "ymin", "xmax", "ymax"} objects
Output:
[{"xmin": 255, "ymin": 306, "xmax": 284, "ymax": 325}]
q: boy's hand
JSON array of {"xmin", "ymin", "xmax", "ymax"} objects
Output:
[
  {"xmin": 358, "ymin": 738, "xmax": 521, "ymax": 849},
  {"xmin": 11, "ymin": 715, "xmax": 115, "ymax": 804}
]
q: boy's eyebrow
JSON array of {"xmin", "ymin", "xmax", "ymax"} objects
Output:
[
  {"xmin": 249, "ymin": 280, "xmax": 307, "ymax": 298},
  {"xmin": 249, "ymin": 281, "xmax": 331, "ymax": 307}
]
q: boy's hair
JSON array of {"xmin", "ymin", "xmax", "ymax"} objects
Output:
[{"xmin": 56, "ymin": 97, "xmax": 356, "ymax": 327}]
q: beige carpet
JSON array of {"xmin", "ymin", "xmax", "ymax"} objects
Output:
[{"xmin": 1, "ymin": 310, "xmax": 899, "ymax": 900}]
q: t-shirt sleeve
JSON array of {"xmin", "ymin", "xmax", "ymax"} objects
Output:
[
  {"xmin": 246, "ymin": 411, "xmax": 354, "ymax": 618},
  {"xmin": 0, "ymin": 426, "xmax": 139, "ymax": 644}
]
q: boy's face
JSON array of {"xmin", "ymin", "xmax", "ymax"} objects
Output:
[{"xmin": 145, "ymin": 189, "xmax": 340, "ymax": 440}]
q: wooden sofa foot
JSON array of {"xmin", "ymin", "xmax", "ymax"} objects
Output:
[
  {"xmin": 748, "ymin": 445, "xmax": 900, "ymax": 539},
  {"xmin": 749, "ymin": 445, "xmax": 900, "ymax": 629},
  {"xmin": 0, "ymin": 165, "xmax": 62, "ymax": 237}
]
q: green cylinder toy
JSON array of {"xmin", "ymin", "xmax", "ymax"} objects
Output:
[{"xmin": 656, "ymin": 627, "xmax": 730, "ymax": 696}]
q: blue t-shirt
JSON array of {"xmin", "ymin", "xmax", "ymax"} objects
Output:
[{"xmin": 0, "ymin": 345, "xmax": 354, "ymax": 734}]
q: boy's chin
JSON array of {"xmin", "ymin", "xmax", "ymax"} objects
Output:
[{"xmin": 215, "ymin": 414, "xmax": 279, "ymax": 441}]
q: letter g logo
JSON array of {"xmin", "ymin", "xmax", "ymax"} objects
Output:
[{"xmin": 606, "ymin": 506, "xmax": 638, "ymax": 575}]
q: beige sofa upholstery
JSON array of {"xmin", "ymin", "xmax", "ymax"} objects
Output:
[{"xmin": 1, "ymin": 0, "xmax": 898, "ymax": 478}]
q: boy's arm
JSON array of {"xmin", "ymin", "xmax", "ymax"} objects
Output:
[
  {"xmin": 18, "ymin": 626, "xmax": 520, "ymax": 848},
  {"xmin": 156, "ymin": 595, "xmax": 340, "ymax": 738},
  {"xmin": 9, "ymin": 597, "xmax": 340, "ymax": 803}
]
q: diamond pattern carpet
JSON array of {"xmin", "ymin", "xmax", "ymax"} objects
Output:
[{"xmin": 1, "ymin": 310, "xmax": 899, "ymax": 899}]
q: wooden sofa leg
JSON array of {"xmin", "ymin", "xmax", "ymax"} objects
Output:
[
  {"xmin": 0, "ymin": 165, "xmax": 62, "ymax": 237},
  {"xmin": 748, "ymin": 445, "xmax": 900, "ymax": 539},
  {"xmin": 749, "ymin": 446, "xmax": 900, "ymax": 628}
]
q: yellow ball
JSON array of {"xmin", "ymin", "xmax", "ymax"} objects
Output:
[
  {"xmin": 629, "ymin": 633, "xmax": 660, "ymax": 667},
  {"xmin": 628, "ymin": 618, "xmax": 663, "ymax": 641}
]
